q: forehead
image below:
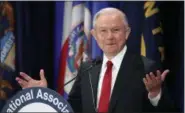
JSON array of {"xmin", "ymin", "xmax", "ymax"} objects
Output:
[{"xmin": 95, "ymin": 14, "xmax": 124, "ymax": 28}]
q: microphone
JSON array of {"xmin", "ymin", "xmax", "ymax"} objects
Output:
[
  {"xmin": 64, "ymin": 58, "xmax": 102, "ymax": 87},
  {"xmin": 64, "ymin": 57, "xmax": 101, "ymax": 112}
]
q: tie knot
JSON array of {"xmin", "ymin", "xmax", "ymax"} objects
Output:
[{"xmin": 106, "ymin": 61, "xmax": 113, "ymax": 68}]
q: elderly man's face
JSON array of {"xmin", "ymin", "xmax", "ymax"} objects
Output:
[{"xmin": 92, "ymin": 14, "xmax": 130, "ymax": 57}]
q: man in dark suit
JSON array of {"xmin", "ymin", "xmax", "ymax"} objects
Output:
[{"xmin": 16, "ymin": 7, "xmax": 174, "ymax": 113}]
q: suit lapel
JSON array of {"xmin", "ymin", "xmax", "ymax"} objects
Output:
[
  {"xmin": 108, "ymin": 50, "xmax": 134, "ymax": 113},
  {"xmin": 89, "ymin": 63, "xmax": 102, "ymax": 109}
]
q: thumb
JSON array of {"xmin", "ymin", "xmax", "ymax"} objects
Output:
[
  {"xmin": 161, "ymin": 69, "xmax": 170, "ymax": 81},
  {"xmin": 40, "ymin": 69, "xmax": 46, "ymax": 80}
]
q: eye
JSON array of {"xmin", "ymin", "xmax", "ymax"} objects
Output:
[
  {"xmin": 100, "ymin": 29, "xmax": 106, "ymax": 32},
  {"xmin": 112, "ymin": 28, "xmax": 120, "ymax": 32}
]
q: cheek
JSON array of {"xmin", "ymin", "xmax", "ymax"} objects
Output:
[
  {"xmin": 96, "ymin": 36, "xmax": 105, "ymax": 47},
  {"xmin": 96, "ymin": 35, "xmax": 105, "ymax": 43},
  {"xmin": 118, "ymin": 39, "xmax": 126, "ymax": 46},
  {"xmin": 116, "ymin": 34, "xmax": 126, "ymax": 46}
]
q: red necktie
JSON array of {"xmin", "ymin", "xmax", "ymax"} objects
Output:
[{"xmin": 98, "ymin": 61, "xmax": 113, "ymax": 113}]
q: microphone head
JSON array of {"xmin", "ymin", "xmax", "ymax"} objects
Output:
[{"xmin": 92, "ymin": 57, "xmax": 102, "ymax": 66}]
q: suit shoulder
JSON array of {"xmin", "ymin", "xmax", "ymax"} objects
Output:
[
  {"xmin": 141, "ymin": 55, "xmax": 155, "ymax": 67},
  {"xmin": 140, "ymin": 55, "xmax": 161, "ymax": 74}
]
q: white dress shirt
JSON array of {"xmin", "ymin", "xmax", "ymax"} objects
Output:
[{"xmin": 96, "ymin": 46, "xmax": 161, "ymax": 108}]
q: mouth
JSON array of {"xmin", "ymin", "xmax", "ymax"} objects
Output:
[{"xmin": 106, "ymin": 43, "xmax": 115, "ymax": 46}]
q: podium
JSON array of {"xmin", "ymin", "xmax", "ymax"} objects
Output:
[{"xmin": 1, "ymin": 87, "xmax": 74, "ymax": 112}]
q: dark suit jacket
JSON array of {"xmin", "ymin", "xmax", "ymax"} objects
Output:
[{"xmin": 68, "ymin": 49, "xmax": 174, "ymax": 113}]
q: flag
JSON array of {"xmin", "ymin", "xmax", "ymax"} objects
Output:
[
  {"xmin": 141, "ymin": 1, "xmax": 164, "ymax": 64},
  {"xmin": 53, "ymin": 1, "xmax": 65, "ymax": 94},
  {"xmin": 55, "ymin": 1, "xmax": 85, "ymax": 96},
  {"xmin": 0, "ymin": 1, "xmax": 15, "ymax": 108},
  {"xmin": 122, "ymin": 1, "xmax": 164, "ymax": 64}
]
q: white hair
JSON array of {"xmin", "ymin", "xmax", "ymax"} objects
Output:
[{"xmin": 92, "ymin": 7, "xmax": 129, "ymax": 28}]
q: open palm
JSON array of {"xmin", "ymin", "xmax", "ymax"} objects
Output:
[
  {"xmin": 143, "ymin": 69, "xmax": 169, "ymax": 98},
  {"xmin": 16, "ymin": 69, "xmax": 47, "ymax": 89}
]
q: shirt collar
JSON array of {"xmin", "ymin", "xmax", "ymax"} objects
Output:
[{"xmin": 102, "ymin": 45, "xmax": 127, "ymax": 70}]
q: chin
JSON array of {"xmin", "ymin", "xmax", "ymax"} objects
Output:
[{"xmin": 105, "ymin": 50, "xmax": 118, "ymax": 56}]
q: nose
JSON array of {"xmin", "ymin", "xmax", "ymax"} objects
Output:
[{"xmin": 107, "ymin": 30, "xmax": 114, "ymax": 39}]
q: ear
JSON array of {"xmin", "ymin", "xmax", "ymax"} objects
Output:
[
  {"xmin": 91, "ymin": 29, "xmax": 97, "ymax": 40},
  {"xmin": 125, "ymin": 27, "xmax": 131, "ymax": 40}
]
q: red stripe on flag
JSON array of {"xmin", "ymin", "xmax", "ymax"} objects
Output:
[{"xmin": 57, "ymin": 38, "xmax": 69, "ymax": 95}]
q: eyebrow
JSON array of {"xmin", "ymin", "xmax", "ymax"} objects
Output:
[{"xmin": 98, "ymin": 26, "xmax": 123, "ymax": 29}]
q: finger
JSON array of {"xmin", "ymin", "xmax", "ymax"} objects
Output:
[
  {"xmin": 143, "ymin": 78, "xmax": 151, "ymax": 91},
  {"xmin": 16, "ymin": 77, "xmax": 29, "ymax": 88},
  {"xmin": 161, "ymin": 69, "xmax": 170, "ymax": 81},
  {"xmin": 143, "ymin": 78, "xmax": 148, "ymax": 85},
  {"xmin": 144, "ymin": 74, "xmax": 148, "ymax": 82},
  {"xmin": 143, "ymin": 78, "xmax": 149, "ymax": 90},
  {"xmin": 149, "ymin": 72, "xmax": 156, "ymax": 80},
  {"xmin": 149, "ymin": 73, "xmax": 157, "ymax": 85},
  {"xmin": 156, "ymin": 70, "xmax": 161, "ymax": 77},
  {"xmin": 20, "ymin": 72, "xmax": 32, "ymax": 81},
  {"xmin": 17, "ymin": 81, "xmax": 25, "ymax": 88},
  {"xmin": 16, "ymin": 77, "xmax": 27, "ymax": 83},
  {"xmin": 146, "ymin": 74, "xmax": 152, "ymax": 83},
  {"xmin": 156, "ymin": 70, "xmax": 161, "ymax": 81},
  {"xmin": 40, "ymin": 69, "xmax": 46, "ymax": 80}
]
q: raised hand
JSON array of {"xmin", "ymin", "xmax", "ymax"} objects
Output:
[
  {"xmin": 16, "ymin": 69, "xmax": 48, "ymax": 89},
  {"xmin": 143, "ymin": 69, "xmax": 170, "ymax": 98}
]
